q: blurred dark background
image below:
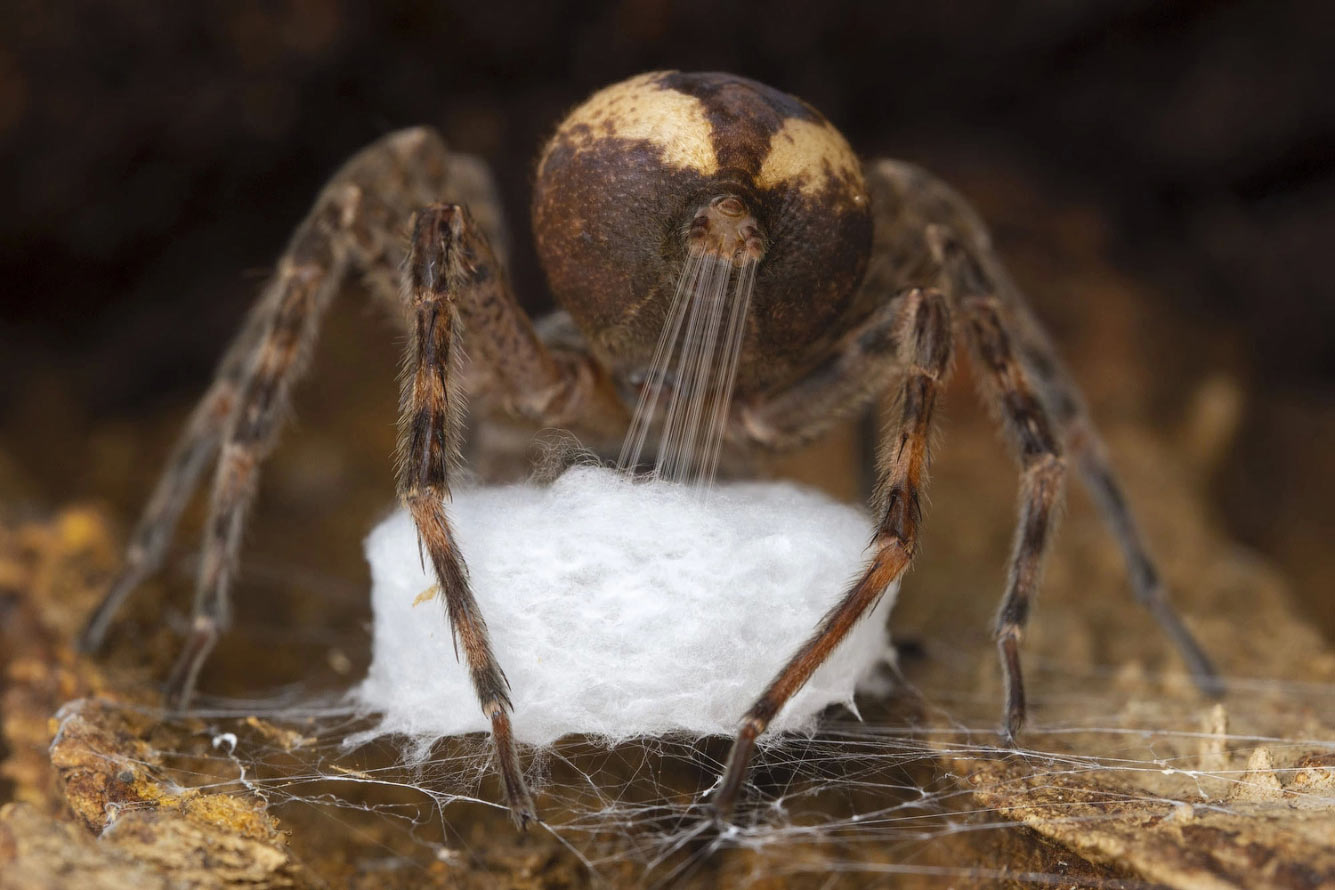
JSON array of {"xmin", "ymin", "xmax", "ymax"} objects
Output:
[{"xmin": 0, "ymin": 0, "xmax": 1331, "ymax": 637}]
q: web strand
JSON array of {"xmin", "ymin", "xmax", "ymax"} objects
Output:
[{"xmin": 617, "ymin": 250, "xmax": 758, "ymax": 486}]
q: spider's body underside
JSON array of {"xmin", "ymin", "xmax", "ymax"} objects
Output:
[{"xmin": 82, "ymin": 71, "xmax": 1220, "ymax": 827}]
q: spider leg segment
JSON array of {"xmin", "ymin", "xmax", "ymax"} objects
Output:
[
  {"xmin": 1064, "ymin": 422, "xmax": 1221, "ymax": 693},
  {"xmin": 390, "ymin": 197, "xmax": 621, "ymax": 832},
  {"xmin": 167, "ymin": 200, "xmax": 357, "ymax": 704},
  {"xmin": 81, "ymin": 128, "xmax": 623, "ymax": 827},
  {"xmin": 930, "ymin": 221, "xmax": 1220, "ymax": 734},
  {"xmin": 78, "ymin": 300, "xmax": 269, "ymax": 652},
  {"xmin": 82, "ymin": 129, "xmax": 453, "ymax": 664},
  {"xmin": 385, "ymin": 191, "xmax": 622, "ymax": 827},
  {"xmin": 862, "ymin": 157, "xmax": 1216, "ymax": 722},
  {"xmin": 714, "ymin": 287, "xmax": 953, "ymax": 822},
  {"xmin": 973, "ymin": 302, "xmax": 1066, "ymax": 742},
  {"xmin": 932, "ymin": 227, "xmax": 1069, "ymax": 741},
  {"xmin": 1002, "ymin": 311, "xmax": 1222, "ymax": 694},
  {"xmin": 395, "ymin": 203, "xmax": 554, "ymax": 827}
]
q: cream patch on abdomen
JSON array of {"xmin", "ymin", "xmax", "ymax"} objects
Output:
[
  {"xmin": 758, "ymin": 117, "xmax": 865, "ymax": 198},
  {"xmin": 540, "ymin": 72, "xmax": 719, "ymax": 176}
]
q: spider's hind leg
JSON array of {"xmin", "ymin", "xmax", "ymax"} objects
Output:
[
  {"xmin": 869, "ymin": 158, "xmax": 1218, "ymax": 703},
  {"xmin": 1004, "ymin": 317, "xmax": 1222, "ymax": 694},
  {"xmin": 931, "ymin": 223, "xmax": 1220, "ymax": 741},
  {"xmin": 164, "ymin": 186, "xmax": 363, "ymax": 706},
  {"xmin": 81, "ymin": 128, "xmax": 454, "ymax": 671},
  {"xmin": 949, "ymin": 267, "xmax": 1067, "ymax": 740},
  {"xmin": 78, "ymin": 301, "xmax": 267, "ymax": 652}
]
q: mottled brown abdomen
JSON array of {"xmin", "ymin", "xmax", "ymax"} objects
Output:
[{"xmin": 532, "ymin": 71, "xmax": 873, "ymax": 392}]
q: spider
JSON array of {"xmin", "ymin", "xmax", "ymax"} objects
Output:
[{"xmin": 80, "ymin": 71, "xmax": 1221, "ymax": 827}]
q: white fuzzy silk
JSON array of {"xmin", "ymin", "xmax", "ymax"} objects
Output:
[{"xmin": 355, "ymin": 467, "xmax": 896, "ymax": 746}]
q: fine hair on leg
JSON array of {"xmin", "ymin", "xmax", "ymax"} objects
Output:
[
  {"xmin": 714, "ymin": 287, "xmax": 953, "ymax": 822},
  {"xmin": 1000, "ymin": 303, "xmax": 1222, "ymax": 693},
  {"xmin": 931, "ymin": 226, "xmax": 1068, "ymax": 740},
  {"xmin": 396, "ymin": 203, "xmax": 536, "ymax": 826}
]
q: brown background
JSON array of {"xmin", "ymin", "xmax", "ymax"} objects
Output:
[
  {"xmin": 0, "ymin": 0, "xmax": 1331, "ymax": 640},
  {"xmin": 2, "ymin": 5, "xmax": 1334, "ymax": 887}
]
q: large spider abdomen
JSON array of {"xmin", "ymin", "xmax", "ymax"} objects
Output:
[{"xmin": 532, "ymin": 71, "xmax": 873, "ymax": 386}]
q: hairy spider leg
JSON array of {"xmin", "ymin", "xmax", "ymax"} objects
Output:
[
  {"xmin": 714, "ymin": 287, "xmax": 953, "ymax": 822},
  {"xmin": 81, "ymin": 129, "xmax": 452, "ymax": 659},
  {"xmin": 393, "ymin": 199, "xmax": 626, "ymax": 826},
  {"xmin": 81, "ymin": 127, "xmax": 625, "ymax": 828},
  {"xmin": 875, "ymin": 159, "xmax": 1219, "ymax": 703},
  {"xmin": 166, "ymin": 195, "xmax": 354, "ymax": 705},
  {"xmin": 929, "ymin": 227, "xmax": 1067, "ymax": 741},
  {"xmin": 933, "ymin": 223, "xmax": 1219, "ymax": 742},
  {"xmin": 389, "ymin": 195, "xmax": 624, "ymax": 828},
  {"xmin": 397, "ymin": 204, "xmax": 535, "ymax": 825},
  {"xmin": 998, "ymin": 292, "xmax": 1223, "ymax": 694},
  {"xmin": 79, "ymin": 296, "xmax": 271, "ymax": 652},
  {"xmin": 928, "ymin": 226, "xmax": 1069, "ymax": 740}
]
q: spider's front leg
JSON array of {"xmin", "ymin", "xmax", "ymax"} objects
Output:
[
  {"xmin": 396, "ymin": 203, "xmax": 626, "ymax": 827},
  {"xmin": 397, "ymin": 204, "xmax": 531, "ymax": 822},
  {"xmin": 714, "ymin": 287, "xmax": 954, "ymax": 822}
]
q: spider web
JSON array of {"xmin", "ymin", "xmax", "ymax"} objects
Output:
[
  {"xmin": 75, "ymin": 635, "xmax": 1335, "ymax": 888},
  {"xmin": 42, "ymin": 406, "xmax": 1335, "ymax": 887}
]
